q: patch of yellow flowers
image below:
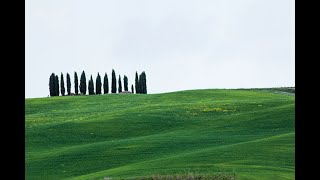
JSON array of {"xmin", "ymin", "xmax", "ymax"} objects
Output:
[
  {"xmin": 184, "ymin": 105, "xmax": 233, "ymax": 116},
  {"xmin": 201, "ymin": 107, "xmax": 229, "ymax": 112}
]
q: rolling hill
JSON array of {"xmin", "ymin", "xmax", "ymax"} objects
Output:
[{"xmin": 25, "ymin": 89, "xmax": 295, "ymax": 180}]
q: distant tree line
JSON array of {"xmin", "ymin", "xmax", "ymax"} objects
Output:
[{"xmin": 49, "ymin": 70, "xmax": 147, "ymax": 97}]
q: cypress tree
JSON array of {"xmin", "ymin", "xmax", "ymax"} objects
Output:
[
  {"xmin": 96, "ymin": 73, "xmax": 102, "ymax": 95},
  {"xmin": 135, "ymin": 71, "xmax": 139, "ymax": 94},
  {"xmin": 118, "ymin": 75, "xmax": 122, "ymax": 93},
  {"xmin": 55, "ymin": 75, "xmax": 60, "ymax": 96},
  {"xmin": 74, "ymin": 72, "xmax": 79, "ymax": 95},
  {"xmin": 103, "ymin": 73, "xmax": 109, "ymax": 94},
  {"xmin": 131, "ymin": 84, "xmax": 134, "ymax": 93},
  {"xmin": 124, "ymin": 75, "xmax": 128, "ymax": 91},
  {"xmin": 88, "ymin": 77, "xmax": 90, "ymax": 95},
  {"xmin": 66, "ymin": 73, "xmax": 71, "ymax": 95},
  {"xmin": 88, "ymin": 75, "xmax": 95, "ymax": 95},
  {"xmin": 141, "ymin": 71, "xmax": 147, "ymax": 94},
  {"xmin": 88, "ymin": 79, "xmax": 91, "ymax": 95},
  {"xmin": 145, "ymin": 72, "xmax": 147, "ymax": 94},
  {"xmin": 60, "ymin": 73, "xmax": 65, "ymax": 96},
  {"xmin": 111, "ymin": 69, "xmax": 117, "ymax": 93},
  {"xmin": 139, "ymin": 74, "xmax": 143, "ymax": 94},
  {"xmin": 80, "ymin": 70, "xmax": 87, "ymax": 95},
  {"xmin": 49, "ymin": 74, "xmax": 51, "ymax": 96},
  {"xmin": 49, "ymin": 73, "xmax": 56, "ymax": 96}
]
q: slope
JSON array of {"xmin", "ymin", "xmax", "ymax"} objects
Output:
[{"xmin": 25, "ymin": 89, "xmax": 295, "ymax": 179}]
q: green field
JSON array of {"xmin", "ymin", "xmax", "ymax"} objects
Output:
[{"xmin": 25, "ymin": 89, "xmax": 295, "ymax": 180}]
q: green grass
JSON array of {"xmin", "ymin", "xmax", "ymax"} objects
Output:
[{"xmin": 25, "ymin": 89, "xmax": 295, "ymax": 180}]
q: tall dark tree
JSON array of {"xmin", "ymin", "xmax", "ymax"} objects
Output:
[
  {"xmin": 74, "ymin": 72, "xmax": 79, "ymax": 95},
  {"xmin": 66, "ymin": 73, "xmax": 71, "ymax": 95},
  {"xmin": 124, "ymin": 75, "xmax": 128, "ymax": 91},
  {"xmin": 139, "ymin": 74, "xmax": 143, "ymax": 94},
  {"xmin": 131, "ymin": 84, "xmax": 134, "ymax": 94},
  {"xmin": 135, "ymin": 71, "xmax": 139, "ymax": 94},
  {"xmin": 96, "ymin": 73, "xmax": 102, "ymax": 95},
  {"xmin": 118, "ymin": 75, "xmax": 122, "ymax": 93},
  {"xmin": 141, "ymin": 71, "xmax": 147, "ymax": 94},
  {"xmin": 88, "ymin": 75, "xmax": 95, "ymax": 95},
  {"xmin": 88, "ymin": 78, "xmax": 91, "ymax": 95},
  {"xmin": 49, "ymin": 73, "xmax": 56, "ymax": 96},
  {"xmin": 55, "ymin": 75, "xmax": 60, "ymax": 96},
  {"xmin": 144, "ymin": 72, "xmax": 147, "ymax": 94},
  {"xmin": 60, "ymin": 73, "xmax": 65, "ymax": 96},
  {"xmin": 91, "ymin": 75, "xmax": 95, "ymax": 95},
  {"xmin": 103, "ymin": 73, "xmax": 109, "ymax": 94},
  {"xmin": 111, "ymin": 69, "xmax": 117, "ymax": 93},
  {"xmin": 80, "ymin": 70, "xmax": 87, "ymax": 95}
]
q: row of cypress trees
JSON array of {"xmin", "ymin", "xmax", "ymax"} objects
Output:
[{"xmin": 49, "ymin": 70, "xmax": 147, "ymax": 97}]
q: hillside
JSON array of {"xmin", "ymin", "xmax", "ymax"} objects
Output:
[{"xmin": 25, "ymin": 89, "xmax": 295, "ymax": 180}]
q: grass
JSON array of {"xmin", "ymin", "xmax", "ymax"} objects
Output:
[
  {"xmin": 25, "ymin": 89, "xmax": 294, "ymax": 180},
  {"xmin": 128, "ymin": 172, "xmax": 236, "ymax": 180}
]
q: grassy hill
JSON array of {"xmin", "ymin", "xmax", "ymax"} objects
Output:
[{"xmin": 25, "ymin": 89, "xmax": 295, "ymax": 180}]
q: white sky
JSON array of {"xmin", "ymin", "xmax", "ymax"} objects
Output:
[{"xmin": 26, "ymin": 0, "xmax": 295, "ymax": 98}]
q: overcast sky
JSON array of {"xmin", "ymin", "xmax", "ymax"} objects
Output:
[{"xmin": 26, "ymin": 0, "xmax": 294, "ymax": 98}]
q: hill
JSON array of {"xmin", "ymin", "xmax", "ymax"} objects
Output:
[{"xmin": 25, "ymin": 89, "xmax": 295, "ymax": 180}]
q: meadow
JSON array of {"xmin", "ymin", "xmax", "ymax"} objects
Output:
[{"xmin": 25, "ymin": 89, "xmax": 295, "ymax": 179}]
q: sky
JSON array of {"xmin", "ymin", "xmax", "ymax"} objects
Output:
[{"xmin": 25, "ymin": 0, "xmax": 295, "ymax": 98}]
